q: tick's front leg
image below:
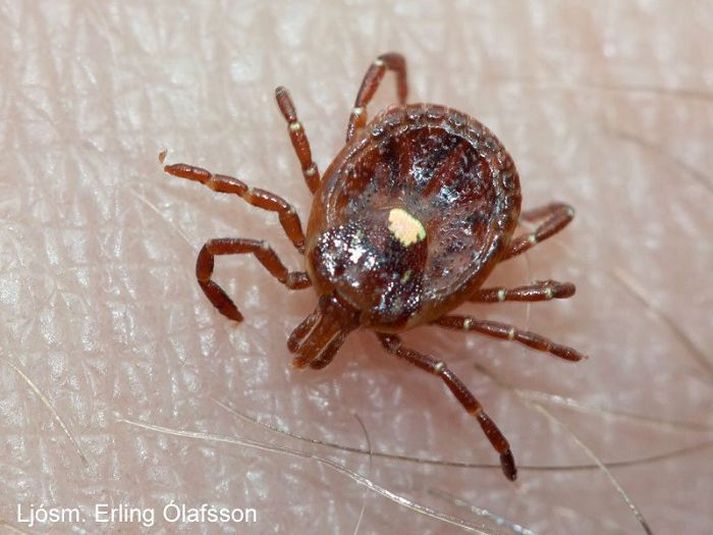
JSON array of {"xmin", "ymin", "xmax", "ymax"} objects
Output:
[
  {"xmin": 196, "ymin": 238, "xmax": 311, "ymax": 322},
  {"xmin": 376, "ymin": 333, "xmax": 517, "ymax": 481}
]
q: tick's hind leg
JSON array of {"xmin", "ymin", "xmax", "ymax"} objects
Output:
[
  {"xmin": 376, "ymin": 333, "xmax": 517, "ymax": 481},
  {"xmin": 275, "ymin": 87, "xmax": 320, "ymax": 193},
  {"xmin": 432, "ymin": 315, "xmax": 587, "ymax": 362},
  {"xmin": 346, "ymin": 52, "xmax": 408, "ymax": 141},
  {"xmin": 196, "ymin": 238, "xmax": 311, "ymax": 322},
  {"xmin": 503, "ymin": 202, "xmax": 574, "ymax": 260},
  {"xmin": 164, "ymin": 163, "xmax": 306, "ymax": 252}
]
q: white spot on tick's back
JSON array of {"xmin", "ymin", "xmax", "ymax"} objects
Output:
[{"xmin": 388, "ymin": 208, "xmax": 426, "ymax": 246}]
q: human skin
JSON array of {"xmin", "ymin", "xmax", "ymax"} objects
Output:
[{"xmin": 1, "ymin": 1, "xmax": 712, "ymax": 533}]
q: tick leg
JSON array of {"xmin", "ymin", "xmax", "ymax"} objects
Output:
[
  {"xmin": 376, "ymin": 333, "xmax": 517, "ymax": 481},
  {"xmin": 346, "ymin": 52, "xmax": 408, "ymax": 141},
  {"xmin": 164, "ymin": 163, "xmax": 306, "ymax": 252},
  {"xmin": 502, "ymin": 202, "xmax": 574, "ymax": 260},
  {"xmin": 275, "ymin": 86, "xmax": 320, "ymax": 194},
  {"xmin": 432, "ymin": 315, "xmax": 586, "ymax": 362},
  {"xmin": 470, "ymin": 280, "xmax": 575, "ymax": 303},
  {"xmin": 196, "ymin": 238, "xmax": 311, "ymax": 322}
]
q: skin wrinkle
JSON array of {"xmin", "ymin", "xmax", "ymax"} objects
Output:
[{"xmin": 1, "ymin": 2, "xmax": 712, "ymax": 534}]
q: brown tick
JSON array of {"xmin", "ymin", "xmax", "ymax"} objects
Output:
[{"xmin": 163, "ymin": 53, "xmax": 586, "ymax": 481}]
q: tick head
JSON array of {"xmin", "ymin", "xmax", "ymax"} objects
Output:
[{"xmin": 306, "ymin": 207, "xmax": 428, "ymax": 328}]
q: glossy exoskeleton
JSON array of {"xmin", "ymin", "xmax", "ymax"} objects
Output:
[{"xmin": 163, "ymin": 53, "xmax": 585, "ymax": 480}]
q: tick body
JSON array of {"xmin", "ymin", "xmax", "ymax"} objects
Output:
[
  {"xmin": 306, "ymin": 103, "xmax": 520, "ymax": 332},
  {"xmin": 164, "ymin": 53, "xmax": 585, "ymax": 481}
]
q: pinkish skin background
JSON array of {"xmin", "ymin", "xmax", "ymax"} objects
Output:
[{"xmin": 1, "ymin": 1, "xmax": 712, "ymax": 534}]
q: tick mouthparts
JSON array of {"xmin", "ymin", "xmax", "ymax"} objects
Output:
[{"xmin": 289, "ymin": 293, "xmax": 359, "ymax": 369}]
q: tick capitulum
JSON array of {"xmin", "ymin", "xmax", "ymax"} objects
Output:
[{"xmin": 163, "ymin": 53, "xmax": 586, "ymax": 481}]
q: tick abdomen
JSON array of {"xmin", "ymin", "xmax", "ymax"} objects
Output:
[{"xmin": 308, "ymin": 104, "xmax": 522, "ymax": 319}]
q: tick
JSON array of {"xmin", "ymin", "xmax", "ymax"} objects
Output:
[{"xmin": 163, "ymin": 53, "xmax": 586, "ymax": 481}]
